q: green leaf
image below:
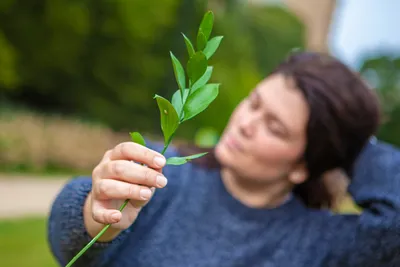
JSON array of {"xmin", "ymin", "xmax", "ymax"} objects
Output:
[
  {"xmin": 182, "ymin": 33, "xmax": 195, "ymax": 58},
  {"xmin": 154, "ymin": 94, "xmax": 180, "ymax": 145},
  {"xmin": 183, "ymin": 83, "xmax": 220, "ymax": 121},
  {"xmin": 192, "ymin": 66, "xmax": 213, "ymax": 93},
  {"xmin": 198, "ymin": 11, "xmax": 214, "ymax": 41},
  {"xmin": 170, "ymin": 52, "xmax": 186, "ymax": 97},
  {"xmin": 187, "ymin": 52, "xmax": 207, "ymax": 86},
  {"xmin": 129, "ymin": 132, "xmax": 146, "ymax": 146},
  {"xmin": 197, "ymin": 31, "xmax": 207, "ymax": 51},
  {"xmin": 171, "ymin": 89, "xmax": 189, "ymax": 119},
  {"xmin": 166, "ymin": 152, "xmax": 208, "ymax": 166},
  {"xmin": 204, "ymin": 36, "xmax": 224, "ymax": 59}
]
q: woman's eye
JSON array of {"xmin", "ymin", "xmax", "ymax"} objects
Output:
[
  {"xmin": 267, "ymin": 121, "xmax": 286, "ymax": 138},
  {"xmin": 268, "ymin": 124, "xmax": 281, "ymax": 135}
]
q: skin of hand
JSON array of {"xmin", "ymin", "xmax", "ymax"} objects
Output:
[{"xmin": 83, "ymin": 142, "xmax": 168, "ymax": 242}]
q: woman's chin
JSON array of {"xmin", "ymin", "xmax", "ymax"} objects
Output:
[{"xmin": 215, "ymin": 141, "xmax": 237, "ymax": 167}]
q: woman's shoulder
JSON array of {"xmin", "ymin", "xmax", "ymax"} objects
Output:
[
  {"xmin": 298, "ymin": 138, "xmax": 400, "ymax": 265},
  {"xmin": 354, "ymin": 137, "xmax": 400, "ymax": 170}
]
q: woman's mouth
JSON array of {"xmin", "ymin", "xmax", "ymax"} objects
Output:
[{"xmin": 224, "ymin": 133, "xmax": 244, "ymax": 152}]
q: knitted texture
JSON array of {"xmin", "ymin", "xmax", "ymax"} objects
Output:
[{"xmin": 48, "ymin": 140, "xmax": 400, "ymax": 267}]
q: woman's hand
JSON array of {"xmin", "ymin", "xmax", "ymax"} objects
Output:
[{"xmin": 83, "ymin": 142, "xmax": 168, "ymax": 241}]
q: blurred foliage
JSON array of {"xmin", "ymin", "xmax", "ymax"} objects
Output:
[
  {"xmin": 0, "ymin": 0, "xmax": 399, "ymax": 174},
  {"xmin": 359, "ymin": 54, "xmax": 400, "ymax": 147},
  {"xmin": 0, "ymin": 0, "xmax": 200, "ymax": 132},
  {"xmin": 181, "ymin": 2, "xmax": 306, "ymax": 136},
  {"xmin": 0, "ymin": 0, "xmax": 305, "ymax": 140},
  {"xmin": 194, "ymin": 127, "xmax": 219, "ymax": 147}
]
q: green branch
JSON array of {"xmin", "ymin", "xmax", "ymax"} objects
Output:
[{"xmin": 65, "ymin": 10, "xmax": 223, "ymax": 267}]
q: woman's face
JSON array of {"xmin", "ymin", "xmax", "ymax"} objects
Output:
[{"xmin": 215, "ymin": 74, "xmax": 310, "ymax": 184}]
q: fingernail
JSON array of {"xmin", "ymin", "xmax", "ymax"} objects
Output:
[
  {"xmin": 154, "ymin": 156, "xmax": 166, "ymax": 167},
  {"xmin": 156, "ymin": 175, "xmax": 168, "ymax": 188},
  {"xmin": 140, "ymin": 188, "xmax": 152, "ymax": 200}
]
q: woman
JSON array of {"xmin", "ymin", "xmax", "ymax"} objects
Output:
[{"xmin": 47, "ymin": 52, "xmax": 400, "ymax": 267}]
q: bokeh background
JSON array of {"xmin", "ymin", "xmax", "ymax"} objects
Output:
[{"xmin": 0, "ymin": 0, "xmax": 399, "ymax": 266}]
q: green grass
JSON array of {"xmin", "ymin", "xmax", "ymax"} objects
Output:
[{"xmin": 0, "ymin": 217, "xmax": 58, "ymax": 267}]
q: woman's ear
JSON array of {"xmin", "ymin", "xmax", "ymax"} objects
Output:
[{"xmin": 289, "ymin": 164, "xmax": 308, "ymax": 184}]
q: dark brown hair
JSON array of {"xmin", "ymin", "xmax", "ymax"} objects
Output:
[{"xmin": 177, "ymin": 51, "xmax": 381, "ymax": 209}]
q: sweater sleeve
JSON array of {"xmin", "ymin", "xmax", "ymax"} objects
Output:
[
  {"xmin": 47, "ymin": 139, "xmax": 183, "ymax": 267},
  {"xmin": 322, "ymin": 140, "xmax": 400, "ymax": 266}
]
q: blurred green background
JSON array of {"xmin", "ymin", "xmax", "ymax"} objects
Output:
[{"xmin": 0, "ymin": 0, "xmax": 399, "ymax": 266}]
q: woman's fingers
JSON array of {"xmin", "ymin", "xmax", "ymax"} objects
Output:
[
  {"xmin": 89, "ymin": 141, "xmax": 167, "ymax": 227},
  {"xmin": 108, "ymin": 142, "xmax": 166, "ymax": 169},
  {"xmin": 94, "ymin": 179, "xmax": 154, "ymax": 201},
  {"xmin": 91, "ymin": 201, "xmax": 122, "ymax": 225},
  {"xmin": 101, "ymin": 160, "xmax": 168, "ymax": 189}
]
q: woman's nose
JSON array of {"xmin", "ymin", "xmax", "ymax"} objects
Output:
[{"xmin": 238, "ymin": 115, "xmax": 258, "ymax": 138}]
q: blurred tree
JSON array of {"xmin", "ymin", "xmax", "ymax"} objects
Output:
[
  {"xmin": 0, "ymin": 0, "xmax": 305, "ymax": 140},
  {"xmin": 378, "ymin": 105, "xmax": 400, "ymax": 147},
  {"xmin": 0, "ymin": 30, "xmax": 18, "ymax": 90},
  {"xmin": 284, "ymin": 0, "xmax": 336, "ymax": 53},
  {"xmin": 359, "ymin": 55, "xmax": 400, "ymax": 146},
  {"xmin": 0, "ymin": 0, "xmax": 184, "ymax": 132},
  {"xmin": 186, "ymin": 3, "xmax": 305, "ymax": 136}
]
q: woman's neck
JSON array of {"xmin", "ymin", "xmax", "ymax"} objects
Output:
[{"xmin": 220, "ymin": 167, "xmax": 292, "ymax": 209}]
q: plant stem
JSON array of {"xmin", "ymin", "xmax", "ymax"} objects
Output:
[
  {"xmin": 65, "ymin": 225, "xmax": 111, "ymax": 267},
  {"xmin": 178, "ymin": 87, "xmax": 190, "ymax": 122},
  {"xmin": 65, "ymin": 145, "xmax": 171, "ymax": 267},
  {"xmin": 65, "ymin": 199, "xmax": 129, "ymax": 267},
  {"xmin": 67, "ymin": 81, "xmax": 189, "ymax": 267}
]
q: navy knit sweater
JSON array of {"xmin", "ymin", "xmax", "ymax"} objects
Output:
[{"xmin": 48, "ymin": 139, "xmax": 400, "ymax": 267}]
